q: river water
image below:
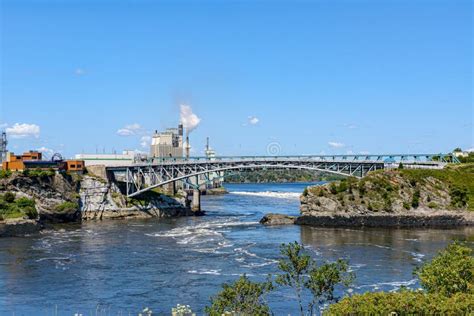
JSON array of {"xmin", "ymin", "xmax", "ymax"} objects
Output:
[{"xmin": 0, "ymin": 182, "xmax": 473, "ymax": 315}]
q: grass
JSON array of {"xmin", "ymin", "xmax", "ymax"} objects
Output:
[
  {"xmin": 305, "ymin": 163, "xmax": 474, "ymax": 211},
  {"xmin": 398, "ymin": 163, "xmax": 474, "ymax": 211},
  {"xmin": 0, "ymin": 193, "xmax": 37, "ymax": 220}
]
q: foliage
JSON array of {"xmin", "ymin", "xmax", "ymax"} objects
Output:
[
  {"xmin": 0, "ymin": 169, "xmax": 12, "ymax": 179},
  {"xmin": 0, "ymin": 193, "xmax": 37, "ymax": 219},
  {"xmin": 450, "ymin": 186, "xmax": 469, "ymax": 208},
  {"xmin": 3, "ymin": 192, "xmax": 16, "ymax": 203},
  {"xmin": 23, "ymin": 168, "xmax": 55, "ymax": 178},
  {"xmin": 399, "ymin": 163, "xmax": 474, "ymax": 210},
  {"xmin": 224, "ymin": 169, "xmax": 344, "ymax": 183},
  {"xmin": 276, "ymin": 241, "xmax": 353, "ymax": 316},
  {"xmin": 54, "ymin": 201, "xmax": 79, "ymax": 213},
  {"xmin": 205, "ymin": 275, "xmax": 273, "ymax": 316},
  {"xmin": 325, "ymin": 291, "xmax": 474, "ymax": 315},
  {"xmin": 415, "ymin": 242, "xmax": 474, "ymax": 296},
  {"xmin": 411, "ymin": 189, "xmax": 420, "ymax": 208}
]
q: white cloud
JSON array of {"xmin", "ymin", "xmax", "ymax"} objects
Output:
[
  {"xmin": 248, "ymin": 116, "xmax": 259, "ymax": 125},
  {"xmin": 75, "ymin": 68, "xmax": 85, "ymax": 75},
  {"xmin": 6, "ymin": 123, "xmax": 40, "ymax": 138},
  {"xmin": 344, "ymin": 123, "xmax": 357, "ymax": 129},
  {"xmin": 328, "ymin": 141, "xmax": 345, "ymax": 148},
  {"xmin": 140, "ymin": 136, "xmax": 151, "ymax": 148},
  {"xmin": 37, "ymin": 146, "xmax": 55, "ymax": 157},
  {"xmin": 467, "ymin": 148, "xmax": 474, "ymax": 153},
  {"xmin": 117, "ymin": 123, "xmax": 143, "ymax": 136}
]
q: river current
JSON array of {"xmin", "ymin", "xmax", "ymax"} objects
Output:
[{"xmin": 0, "ymin": 182, "xmax": 472, "ymax": 315}]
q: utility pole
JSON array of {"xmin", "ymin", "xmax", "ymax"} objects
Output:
[{"xmin": 0, "ymin": 131, "xmax": 7, "ymax": 163}]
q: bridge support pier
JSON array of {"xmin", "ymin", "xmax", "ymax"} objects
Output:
[
  {"xmin": 191, "ymin": 175, "xmax": 201, "ymax": 212},
  {"xmin": 191, "ymin": 188, "xmax": 201, "ymax": 212}
]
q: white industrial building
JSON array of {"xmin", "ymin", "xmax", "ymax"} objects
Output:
[
  {"xmin": 75, "ymin": 150, "xmax": 136, "ymax": 167},
  {"xmin": 150, "ymin": 124, "xmax": 184, "ymax": 158}
]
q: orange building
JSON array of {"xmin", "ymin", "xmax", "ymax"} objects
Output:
[
  {"xmin": 2, "ymin": 153, "xmax": 25, "ymax": 171},
  {"xmin": 64, "ymin": 160, "xmax": 85, "ymax": 173}
]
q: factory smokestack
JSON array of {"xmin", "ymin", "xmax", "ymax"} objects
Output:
[{"xmin": 185, "ymin": 132, "xmax": 190, "ymax": 159}]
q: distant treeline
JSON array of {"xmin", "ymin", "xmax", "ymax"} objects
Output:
[{"xmin": 224, "ymin": 170, "xmax": 345, "ymax": 183}]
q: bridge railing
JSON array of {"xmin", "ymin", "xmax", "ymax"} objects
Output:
[{"xmin": 140, "ymin": 153, "xmax": 459, "ymax": 165}]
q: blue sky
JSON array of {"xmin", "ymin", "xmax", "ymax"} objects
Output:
[{"xmin": 1, "ymin": 0, "xmax": 472, "ymax": 158}]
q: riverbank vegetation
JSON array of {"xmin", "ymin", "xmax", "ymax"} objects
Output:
[
  {"xmin": 0, "ymin": 192, "xmax": 37, "ymax": 220},
  {"xmin": 198, "ymin": 241, "xmax": 474, "ymax": 315},
  {"xmin": 224, "ymin": 170, "xmax": 344, "ymax": 184},
  {"xmin": 326, "ymin": 242, "xmax": 474, "ymax": 314},
  {"xmin": 303, "ymin": 163, "xmax": 474, "ymax": 213}
]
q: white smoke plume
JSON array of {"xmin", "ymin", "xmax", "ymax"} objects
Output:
[{"xmin": 180, "ymin": 104, "xmax": 201, "ymax": 133}]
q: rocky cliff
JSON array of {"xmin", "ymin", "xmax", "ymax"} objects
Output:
[
  {"xmin": 80, "ymin": 175, "xmax": 192, "ymax": 220},
  {"xmin": 0, "ymin": 170, "xmax": 192, "ymax": 235},
  {"xmin": 298, "ymin": 164, "xmax": 474, "ymax": 227}
]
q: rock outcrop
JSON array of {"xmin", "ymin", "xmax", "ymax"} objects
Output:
[
  {"xmin": 0, "ymin": 218, "xmax": 42, "ymax": 237},
  {"xmin": 1, "ymin": 173, "xmax": 81, "ymax": 223},
  {"xmin": 0, "ymin": 170, "xmax": 194, "ymax": 231},
  {"xmin": 260, "ymin": 213, "xmax": 297, "ymax": 225},
  {"xmin": 298, "ymin": 165, "xmax": 474, "ymax": 227},
  {"xmin": 80, "ymin": 175, "xmax": 192, "ymax": 220}
]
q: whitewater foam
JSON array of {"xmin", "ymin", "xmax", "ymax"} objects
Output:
[{"xmin": 230, "ymin": 191, "xmax": 300, "ymax": 199}]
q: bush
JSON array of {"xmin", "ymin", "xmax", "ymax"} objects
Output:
[
  {"xmin": 205, "ymin": 275, "xmax": 273, "ymax": 316},
  {"xmin": 3, "ymin": 192, "xmax": 15, "ymax": 203},
  {"xmin": 450, "ymin": 186, "xmax": 468, "ymax": 208},
  {"xmin": 15, "ymin": 197, "xmax": 35, "ymax": 208},
  {"xmin": 325, "ymin": 291, "xmax": 474, "ymax": 315},
  {"xmin": 54, "ymin": 201, "xmax": 79, "ymax": 213},
  {"xmin": 428, "ymin": 202, "xmax": 438, "ymax": 209},
  {"xmin": 411, "ymin": 189, "xmax": 420, "ymax": 208},
  {"xmin": 24, "ymin": 206, "xmax": 38, "ymax": 219},
  {"xmin": 0, "ymin": 170, "xmax": 12, "ymax": 179},
  {"xmin": 415, "ymin": 242, "xmax": 474, "ymax": 296}
]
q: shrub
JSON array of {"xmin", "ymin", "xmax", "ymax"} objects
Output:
[
  {"xmin": 54, "ymin": 201, "xmax": 79, "ymax": 213},
  {"xmin": 450, "ymin": 186, "xmax": 468, "ymax": 208},
  {"xmin": 415, "ymin": 242, "xmax": 474, "ymax": 296},
  {"xmin": 302, "ymin": 188, "xmax": 308, "ymax": 197},
  {"xmin": 325, "ymin": 291, "xmax": 474, "ymax": 315},
  {"xmin": 0, "ymin": 170, "xmax": 12, "ymax": 179},
  {"xmin": 3, "ymin": 192, "xmax": 15, "ymax": 203},
  {"xmin": 15, "ymin": 197, "xmax": 35, "ymax": 209},
  {"xmin": 24, "ymin": 206, "xmax": 38, "ymax": 219},
  {"xmin": 411, "ymin": 189, "xmax": 420, "ymax": 208},
  {"xmin": 428, "ymin": 202, "xmax": 438, "ymax": 209},
  {"xmin": 329, "ymin": 183, "xmax": 338, "ymax": 195},
  {"xmin": 403, "ymin": 202, "xmax": 411, "ymax": 210},
  {"xmin": 205, "ymin": 275, "xmax": 273, "ymax": 316}
]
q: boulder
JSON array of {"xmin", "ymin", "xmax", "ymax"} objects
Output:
[{"xmin": 260, "ymin": 213, "xmax": 296, "ymax": 226}]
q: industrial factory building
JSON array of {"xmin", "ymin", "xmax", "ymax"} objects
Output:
[
  {"xmin": 150, "ymin": 124, "xmax": 184, "ymax": 158},
  {"xmin": 75, "ymin": 150, "xmax": 137, "ymax": 167}
]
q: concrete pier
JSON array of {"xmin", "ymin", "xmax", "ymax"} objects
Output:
[{"xmin": 191, "ymin": 188, "xmax": 201, "ymax": 212}]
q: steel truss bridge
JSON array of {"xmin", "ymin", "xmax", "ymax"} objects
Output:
[{"xmin": 106, "ymin": 153, "xmax": 459, "ymax": 198}]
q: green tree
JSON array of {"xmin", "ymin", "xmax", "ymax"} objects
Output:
[
  {"xmin": 306, "ymin": 259, "xmax": 354, "ymax": 315},
  {"xmin": 205, "ymin": 275, "xmax": 273, "ymax": 316},
  {"xmin": 415, "ymin": 242, "xmax": 474, "ymax": 296},
  {"xmin": 276, "ymin": 242, "xmax": 354, "ymax": 316},
  {"xmin": 276, "ymin": 241, "xmax": 310, "ymax": 315}
]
